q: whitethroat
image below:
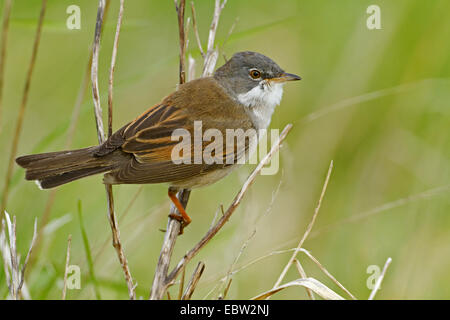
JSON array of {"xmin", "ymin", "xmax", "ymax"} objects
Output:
[{"xmin": 16, "ymin": 51, "xmax": 301, "ymax": 230}]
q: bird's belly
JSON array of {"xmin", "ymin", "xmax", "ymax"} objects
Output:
[
  {"xmin": 170, "ymin": 164, "xmax": 239, "ymax": 189},
  {"xmin": 169, "ymin": 129, "xmax": 262, "ymax": 189}
]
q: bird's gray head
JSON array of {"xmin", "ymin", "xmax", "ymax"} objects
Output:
[{"xmin": 214, "ymin": 51, "xmax": 301, "ymax": 111}]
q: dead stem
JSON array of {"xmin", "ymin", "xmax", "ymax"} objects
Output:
[
  {"xmin": 91, "ymin": 0, "xmax": 135, "ymax": 299},
  {"xmin": 166, "ymin": 125, "xmax": 293, "ymax": 288}
]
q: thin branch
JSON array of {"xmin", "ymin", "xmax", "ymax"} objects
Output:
[
  {"xmin": 271, "ymin": 160, "xmax": 333, "ymax": 290},
  {"xmin": 105, "ymin": 184, "xmax": 135, "ymax": 299},
  {"xmin": 220, "ymin": 278, "xmax": 232, "ymax": 300},
  {"xmin": 181, "ymin": 261, "xmax": 205, "ymax": 300},
  {"xmin": 166, "ymin": 124, "xmax": 293, "ymax": 287},
  {"xmin": 205, "ymin": 246, "xmax": 351, "ymax": 298},
  {"xmin": 0, "ymin": 0, "xmax": 12, "ymax": 132},
  {"xmin": 177, "ymin": 266, "xmax": 186, "ymax": 300},
  {"xmin": 62, "ymin": 234, "xmax": 72, "ymax": 300},
  {"xmin": 108, "ymin": 0, "xmax": 124, "ymax": 138},
  {"xmin": 150, "ymin": 0, "xmax": 190, "ymax": 301},
  {"xmin": 206, "ymin": 0, "xmax": 226, "ymax": 53},
  {"xmin": 91, "ymin": 0, "xmax": 106, "ymax": 144},
  {"xmin": 67, "ymin": 0, "xmax": 111, "ymax": 146},
  {"xmin": 293, "ymin": 258, "xmax": 315, "ymax": 300},
  {"xmin": 299, "ymin": 248, "xmax": 357, "ymax": 300},
  {"xmin": 202, "ymin": 49, "xmax": 218, "ymax": 78},
  {"xmin": 227, "ymin": 246, "xmax": 354, "ymax": 300},
  {"xmin": 92, "ymin": 185, "xmax": 144, "ymax": 265},
  {"xmin": 368, "ymin": 257, "xmax": 392, "ymax": 300},
  {"xmin": 150, "ymin": 0, "xmax": 232, "ymax": 300},
  {"xmin": 185, "ymin": 16, "xmax": 191, "ymax": 52},
  {"xmin": 150, "ymin": 189, "xmax": 190, "ymax": 300},
  {"xmin": 151, "ymin": 124, "xmax": 292, "ymax": 300},
  {"xmin": 0, "ymin": 0, "xmax": 47, "ymax": 220},
  {"xmin": 174, "ymin": 0, "xmax": 187, "ymax": 85},
  {"xmin": 201, "ymin": 0, "xmax": 227, "ymax": 77},
  {"xmin": 91, "ymin": 0, "xmax": 135, "ymax": 299},
  {"xmin": 105, "ymin": 1, "xmax": 136, "ymax": 299},
  {"xmin": 187, "ymin": 54, "xmax": 196, "ymax": 82}
]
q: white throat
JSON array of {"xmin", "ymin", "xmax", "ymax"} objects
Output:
[{"xmin": 237, "ymin": 82, "xmax": 284, "ymax": 130}]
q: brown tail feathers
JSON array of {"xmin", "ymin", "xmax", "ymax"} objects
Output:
[{"xmin": 16, "ymin": 146, "xmax": 118, "ymax": 189}]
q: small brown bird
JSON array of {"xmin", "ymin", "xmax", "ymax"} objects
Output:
[{"xmin": 16, "ymin": 51, "xmax": 301, "ymax": 228}]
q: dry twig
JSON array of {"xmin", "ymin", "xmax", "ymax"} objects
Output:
[
  {"xmin": 181, "ymin": 261, "xmax": 205, "ymax": 300},
  {"xmin": 150, "ymin": 189, "xmax": 190, "ymax": 300},
  {"xmin": 216, "ymin": 176, "xmax": 282, "ymax": 298},
  {"xmin": 187, "ymin": 54, "xmax": 196, "ymax": 82},
  {"xmin": 91, "ymin": 0, "xmax": 106, "ymax": 144},
  {"xmin": 177, "ymin": 267, "xmax": 186, "ymax": 300},
  {"xmin": 150, "ymin": 0, "xmax": 189, "ymax": 300},
  {"xmin": 174, "ymin": 0, "xmax": 187, "ymax": 85},
  {"xmin": 202, "ymin": 0, "xmax": 227, "ymax": 77},
  {"xmin": 150, "ymin": 121, "xmax": 291, "ymax": 299},
  {"xmin": 293, "ymin": 258, "xmax": 315, "ymax": 300},
  {"xmin": 108, "ymin": 0, "xmax": 124, "ymax": 138},
  {"xmin": 220, "ymin": 278, "xmax": 232, "ymax": 300},
  {"xmin": 252, "ymin": 277, "xmax": 345, "ymax": 300},
  {"xmin": 91, "ymin": 0, "xmax": 135, "ymax": 299},
  {"xmin": 368, "ymin": 257, "xmax": 392, "ymax": 300},
  {"xmin": 299, "ymin": 248, "xmax": 356, "ymax": 300},
  {"xmin": 271, "ymin": 160, "xmax": 334, "ymax": 290},
  {"xmin": 150, "ymin": 0, "xmax": 231, "ymax": 300},
  {"xmin": 190, "ymin": 2, "xmax": 205, "ymax": 58},
  {"xmin": 165, "ymin": 124, "xmax": 293, "ymax": 293}
]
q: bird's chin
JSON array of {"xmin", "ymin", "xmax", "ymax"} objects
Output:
[{"xmin": 237, "ymin": 81, "xmax": 284, "ymax": 110}]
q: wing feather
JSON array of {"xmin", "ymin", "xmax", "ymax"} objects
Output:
[{"xmin": 101, "ymin": 77, "xmax": 255, "ymax": 185}]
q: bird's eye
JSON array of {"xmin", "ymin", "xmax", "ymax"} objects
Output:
[{"xmin": 249, "ymin": 69, "xmax": 261, "ymax": 79}]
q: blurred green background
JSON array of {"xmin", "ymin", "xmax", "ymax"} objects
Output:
[{"xmin": 0, "ymin": 0, "xmax": 449, "ymax": 299}]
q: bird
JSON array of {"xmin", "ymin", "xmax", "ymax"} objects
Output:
[{"xmin": 16, "ymin": 51, "xmax": 301, "ymax": 229}]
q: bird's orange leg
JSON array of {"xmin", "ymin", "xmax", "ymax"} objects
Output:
[{"xmin": 168, "ymin": 189, "xmax": 192, "ymax": 232}]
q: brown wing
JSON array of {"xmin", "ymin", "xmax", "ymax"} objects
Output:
[{"xmin": 100, "ymin": 77, "xmax": 255, "ymax": 185}]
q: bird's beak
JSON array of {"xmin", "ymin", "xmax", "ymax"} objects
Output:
[{"xmin": 269, "ymin": 72, "xmax": 302, "ymax": 83}]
